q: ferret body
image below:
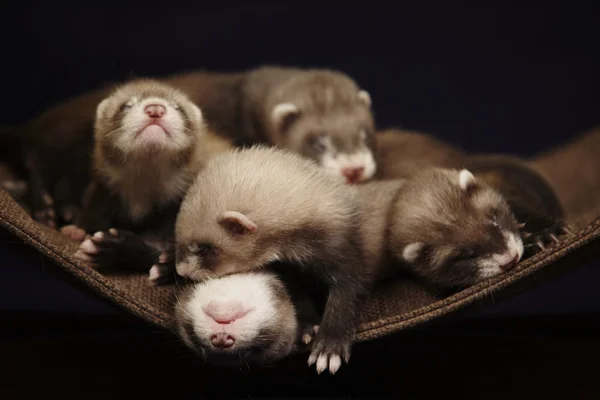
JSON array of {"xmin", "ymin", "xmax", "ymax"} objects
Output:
[
  {"xmin": 169, "ymin": 66, "xmax": 377, "ymax": 183},
  {"xmin": 71, "ymin": 79, "xmax": 232, "ymax": 283},
  {"xmin": 375, "ymin": 129, "xmax": 566, "ymax": 250},
  {"xmin": 5, "ymin": 86, "xmax": 114, "ymax": 227},
  {"xmin": 362, "ymin": 169, "xmax": 523, "ymax": 289},
  {"xmin": 175, "ymin": 145, "xmax": 368, "ymax": 374},
  {"xmin": 175, "ymin": 267, "xmax": 323, "ymax": 367}
]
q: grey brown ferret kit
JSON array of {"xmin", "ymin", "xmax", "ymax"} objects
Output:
[{"xmin": 1, "ymin": 65, "xmax": 568, "ymax": 375}]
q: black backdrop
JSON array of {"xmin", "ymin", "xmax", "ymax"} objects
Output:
[{"xmin": 2, "ymin": 2, "xmax": 599, "ymax": 156}]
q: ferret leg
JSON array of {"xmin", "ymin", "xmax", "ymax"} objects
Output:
[
  {"xmin": 293, "ymin": 293, "xmax": 321, "ymax": 347},
  {"xmin": 307, "ymin": 282, "xmax": 359, "ymax": 375},
  {"xmin": 75, "ymin": 228, "xmax": 162, "ymax": 272}
]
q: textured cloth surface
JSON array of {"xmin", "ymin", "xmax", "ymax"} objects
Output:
[{"xmin": 1, "ymin": 129, "xmax": 599, "ymax": 342}]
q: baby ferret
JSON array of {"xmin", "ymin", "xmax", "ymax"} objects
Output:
[
  {"xmin": 375, "ymin": 129, "xmax": 567, "ymax": 250},
  {"xmin": 3, "ymin": 86, "xmax": 115, "ymax": 228},
  {"xmin": 175, "ymin": 145, "xmax": 368, "ymax": 374},
  {"xmin": 238, "ymin": 66, "xmax": 377, "ymax": 184},
  {"xmin": 69, "ymin": 79, "xmax": 232, "ymax": 283},
  {"xmin": 175, "ymin": 268, "xmax": 323, "ymax": 367},
  {"xmin": 363, "ymin": 169, "xmax": 524, "ymax": 289}
]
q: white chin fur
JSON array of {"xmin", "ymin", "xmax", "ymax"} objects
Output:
[
  {"xmin": 477, "ymin": 232, "xmax": 524, "ymax": 279},
  {"xmin": 183, "ymin": 272, "xmax": 278, "ymax": 350},
  {"xmin": 320, "ymin": 148, "xmax": 376, "ymax": 183},
  {"xmin": 114, "ymin": 97, "xmax": 191, "ymax": 154}
]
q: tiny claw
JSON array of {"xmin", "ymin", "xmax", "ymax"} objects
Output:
[
  {"xmin": 517, "ymin": 222, "xmax": 526, "ymax": 229},
  {"xmin": 521, "ymin": 231, "xmax": 532, "ymax": 239},
  {"xmin": 93, "ymin": 231, "xmax": 104, "ymax": 240},
  {"xmin": 562, "ymin": 226, "xmax": 574, "ymax": 235},
  {"xmin": 549, "ymin": 233, "xmax": 560, "ymax": 243},
  {"xmin": 536, "ymin": 240, "xmax": 546, "ymax": 251},
  {"xmin": 109, "ymin": 228, "xmax": 118, "ymax": 236},
  {"xmin": 307, "ymin": 353, "xmax": 317, "ymax": 367},
  {"xmin": 302, "ymin": 334, "xmax": 313, "ymax": 345}
]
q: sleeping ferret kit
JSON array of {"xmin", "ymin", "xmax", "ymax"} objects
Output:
[{"xmin": 1, "ymin": 2, "xmax": 599, "ymax": 385}]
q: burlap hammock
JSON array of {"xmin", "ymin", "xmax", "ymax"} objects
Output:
[{"xmin": 1, "ymin": 128, "xmax": 599, "ymax": 345}]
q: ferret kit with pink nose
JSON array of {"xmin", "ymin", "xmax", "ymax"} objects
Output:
[
  {"xmin": 173, "ymin": 145, "xmax": 534, "ymax": 374},
  {"xmin": 66, "ymin": 79, "xmax": 232, "ymax": 281}
]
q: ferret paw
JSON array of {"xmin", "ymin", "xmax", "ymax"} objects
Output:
[
  {"xmin": 307, "ymin": 336, "xmax": 351, "ymax": 375},
  {"xmin": 74, "ymin": 228, "xmax": 125, "ymax": 268},
  {"xmin": 148, "ymin": 253, "xmax": 175, "ymax": 286},
  {"xmin": 60, "ymin": 224, "xmax": 88, "ymax": 242},
  {"xmin": 32, "ymin": 192, "xmax": 57, "ymax": 229},
  {"xmin": 519, "ymin": 220, "xmax": 571, "ymax": 253}
]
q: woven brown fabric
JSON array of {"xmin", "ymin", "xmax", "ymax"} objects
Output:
[{"xmin": 1, "ymin": 129, "xmax": 599, "ymax": 342}]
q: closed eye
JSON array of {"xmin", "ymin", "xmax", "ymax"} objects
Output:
[
  {"xmin": 188, "ymin": 242, "xmax": 216, "ymax": 256},
  {"xmin": 455, "ymin": 249, "xmax": 477, "ymax": 261}
]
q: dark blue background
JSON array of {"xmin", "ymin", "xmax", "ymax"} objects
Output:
[{"xmin": 1, "ymin": 2, "xmax": 599, "ymax": 317}]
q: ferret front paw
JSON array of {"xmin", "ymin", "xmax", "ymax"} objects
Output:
[
  {"xmin": 32, "ymin": 192, "xmax": 57, "ymax": 229},
  {"xmin": 74, "ymin": 228, "xmax": 126, "ymax": 268},
  {"xmin": 519, "ymin": 220, "xmax": 572, "ymax": 253},
  {"xmin": 148, "ymin": 252, "xmax": 175, "ymax": 286},
  {"xmin": 60, "ymin": 224, "xmax": 88, "ymax": 242},
  {"xmin": 307, "ymin": 335, "xmax": 351, "ymax": 375}
]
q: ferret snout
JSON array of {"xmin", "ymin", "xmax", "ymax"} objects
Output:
[
  {"xmin": 204, "ymin": 300, "xmax": 250, "ymax": 324},
  {"xmin": 210, "ymin": 332, "xmax": 235, "ymax": 348},
  {"xmin": 342, "ymin": 166, "xmax": 365, "ymax": 183},
  {"xmin": 144, "ymin": 104, "xmax": 166, "ymax": 118}
]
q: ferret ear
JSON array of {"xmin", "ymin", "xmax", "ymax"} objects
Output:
[
  {"xmin": 218, "ymin": 211, "xmax": 258, "ymax": 235},
  {"xmin": 458, "ymin": 169, "xmax": 476, "ymax": 191},
  {"xmin": 357, "ymin": 90, "xmax": 371, "ymax": 108},
  {"xmin": 271, "ymin": 103, "xmax": 300, "ymax": 132},
  {"xmin": 402, "ymin": 242, "xmax": 424, "ymax": 263},
  {"xmin": 189, "ymin": 103, "xmax": 203, "ymax": 125},
  {"xmin": 95, "ymin": 98, "xmax": 110, "ymax": 121}
]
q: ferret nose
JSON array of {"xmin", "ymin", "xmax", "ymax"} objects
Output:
[
  {"xmin": 144, "ymin": 104, "xmax": 166, "ymax": 118},
  {"xmin": 342, "ymin": 166, "xmax": 365, "ymax": 183},
  {"xmin": 210, "ymin": 332, "xmax": 235, "ymax": 349},
  {"xmin": 204, "ymin": 301, "xmax": 249, "ymax": 324},
  {"xmin": 500, "ymin": 255, "xmax": 520, "ymax": 272}
]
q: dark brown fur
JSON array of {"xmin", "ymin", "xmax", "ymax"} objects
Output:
[{"xmin": 375, "ymin": 129, "xmax": 566, "ymax": 250}]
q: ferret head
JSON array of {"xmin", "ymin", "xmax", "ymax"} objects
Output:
[
  {"xmin": 392, "ymin": 168, "xmax": 524, "ymax": 289},
  {"xmin": 268, "ymin": 72, "xmax": 376, "ymax": 184},
  {"xmin": 94, "ymin": 79, "xmax": 204, "ymax": 159},
  {"xmin": 175, "ymin": 271, "xmax": 298, "ymax": 366},
  {"xmin": 175, "ymin": 209, "xmax": 268, "ymax": 282}
]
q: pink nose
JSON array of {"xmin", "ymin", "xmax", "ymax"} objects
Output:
[
  {"xmin": 500, "ymin": 255, "xmax": 520, "ymax": 272},
  {"xmin": 144, "ymin": 104, "xmax": 166, "ymax": 118},
  {"xmin": 210, "ymin": 332, "xmax": 235, "ymax": 348},
  {"xmin": 204, "ymin": 301, "xmax": 249, "ymax": 324},
  {"xmin": 342, "ymin": 166, "xmax": 365, "ymax": 183}
]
